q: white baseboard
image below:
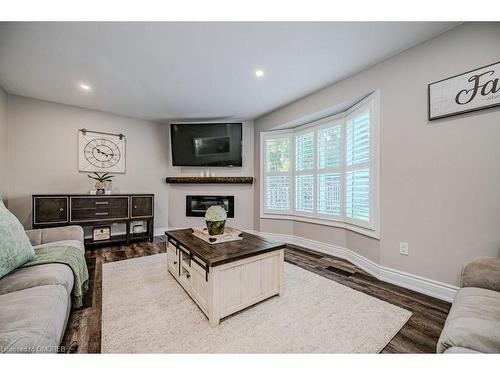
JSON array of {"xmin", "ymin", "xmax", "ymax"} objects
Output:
[
  {"xmin": 154, "ymin": 226, "xmax": 170, "ymax": 236},
  {"xmin": 247, "ymin": 230, "xmax": 458, "ymax": 302}
]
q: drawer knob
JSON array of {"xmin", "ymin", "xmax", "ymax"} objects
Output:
[
  {"xmin": 173, "ymin": 261, "xmax": 177, "ymax": 265},
  {"xmin": 186, "ymin": 273, "xmax": 190, "ymax": 279},
  {"xmin": 59, "ymin": 208, "xmax": 64, "ymax": 212},
  {"xmin": 134, "ymin": 205, "xmax": 137, "ymax": 209}
]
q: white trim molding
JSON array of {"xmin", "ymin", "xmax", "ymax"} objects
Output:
[
  {"xmin": 247, "ymin": 230, "xmax": 458, "ymax": 302},
  {"xmin": 154, "ymin": 226, "xmax": 170, "ymax": 237},
  {"xmin": 260, "ymin": 214, "xmax": 380, "ymax": 239}
]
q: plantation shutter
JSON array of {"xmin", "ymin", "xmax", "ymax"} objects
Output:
[
  {"xmin": 264, "ymin": 135, "xmax": 292, "ymax": 212},
  {"xmin": 295, "ymin": 132, "xmax": 314, "ymax": 171},
  {"xmin": 345, "ymin": 105, "xmax": 371, "ymax": 224},
  {"xmin": 317, "ymin": 123, "xmax": 342, "ymax": 217},
  {"xmin": 295, "ymin": 131, "xmax": 315, "ymax": 213},
  {"xmin": 317, "ymin": 125, "xmax": 341, "ymax": 169}
]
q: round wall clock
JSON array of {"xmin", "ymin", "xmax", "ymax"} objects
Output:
[
  {"xmin": 84, "ymin": 138, "xmax": 121, "ymax": 168},
  {"xmin": 78, "ymin": 130, "xmax": 126, "ymax": 173}
]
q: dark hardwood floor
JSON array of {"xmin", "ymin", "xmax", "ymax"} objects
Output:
[{"xmin": 61, "ymin": 236, "xmax": 450, "ymax": 353}]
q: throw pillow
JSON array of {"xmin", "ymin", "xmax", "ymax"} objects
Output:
[{"xmin": 0, "ymin": 198, "xmax": 35, "ymax": 278}]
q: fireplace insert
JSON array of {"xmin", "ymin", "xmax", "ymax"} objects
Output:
[{"xmin": 186, "ymin": 195, "xmax": 234, "ymax": 218}]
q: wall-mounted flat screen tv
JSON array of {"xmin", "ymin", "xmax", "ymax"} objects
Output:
[{"xmin": 170, "ymin": 123, "xmax": 242, "ymax": 167}]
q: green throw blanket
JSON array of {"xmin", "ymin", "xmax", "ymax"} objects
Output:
[{"xmin": 21, "ymin": 245, "xmax": 89, "ymax": 308}]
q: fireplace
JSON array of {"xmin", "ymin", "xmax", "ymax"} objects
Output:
[{"xmin": 186, "ymin": 195, "xmax": 234, "ymax": 218}]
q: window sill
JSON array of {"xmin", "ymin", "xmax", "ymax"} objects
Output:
[{"xmin": 260, "ymin": 213, "xmax": 380, "ymax": 239}]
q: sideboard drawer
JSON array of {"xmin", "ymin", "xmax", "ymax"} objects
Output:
[
  {"xmin": 131, "ymin": 195, "xmax": 154, "ymax": 218},
  {"xmin": 33, "ymin": 196, "xmax": 68, "ymax": 225},
  {"xmin": 70, "ymin": 196, "xmax": 129, "ymax": 222},
  {"xmin": 70, "ymin": 196, "xmax": 128, "ymax": 209}
]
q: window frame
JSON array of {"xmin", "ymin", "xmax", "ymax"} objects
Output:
[{"xmin": 260, "ymin": 91, "xmax": 380, "ymax": 239}]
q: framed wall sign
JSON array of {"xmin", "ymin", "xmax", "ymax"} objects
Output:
[
  {"xmin": 78, "ymin": 129, "xmax": 126, "ymax": 173},
  {"xmin": 428, "ymin": 61, "xmax": 500, "ymax": 121}
]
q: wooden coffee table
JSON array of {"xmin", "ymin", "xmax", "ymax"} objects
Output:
[{"xmin": 165, "ymin": 229, "xmax": 286, "ymax": 326}]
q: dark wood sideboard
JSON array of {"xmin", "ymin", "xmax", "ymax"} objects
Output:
[{"xmin": 32, "ymin": 194, "xmax": 154, "ymax": 246}]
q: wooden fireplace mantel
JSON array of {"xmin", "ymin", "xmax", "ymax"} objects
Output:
[{"xmin": 165, "ymin": 176, "xmax": 254, "ymax": 184}]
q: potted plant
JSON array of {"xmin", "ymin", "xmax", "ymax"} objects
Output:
[
  {"xmin": 205, "ymin": 205, "xmax": 227, "ymax": 235},
  {"xmin": 88, "ymin": 172, "xmax": 114, "ymax": 195}
]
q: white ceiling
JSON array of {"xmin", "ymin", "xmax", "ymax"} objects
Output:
[{"xmin": 0, "ymin": 22, "xmax": 458, "ymax": 121}]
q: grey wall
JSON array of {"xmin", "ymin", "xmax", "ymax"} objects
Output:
[
  {"xmin": 0, "ymin": 87, "xmax": 7, "ymax": 202},
  {"xmin": 254, "ymin": 22, "xmax": 500, "ymax": 285},
  {"xmin": 166, "ymin": 121, "xmax": 255, "ymax": 230},
  {"xmin": 7, "ymin": 95, "xmax": 169, "ymax": 229}
]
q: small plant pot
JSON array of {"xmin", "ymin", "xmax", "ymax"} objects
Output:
[
  {"xmin": 206, "ymin": 220, "xmax": 226, "ymax": 235},
  {"xmin": 95, "ymin": 181, "xmax": 107, "ymax": 195},
  {"xmin": 95, "ymin": 181, "xmax": 107, "ymax": 190}
]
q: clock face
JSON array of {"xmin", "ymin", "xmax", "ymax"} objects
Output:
[
  {"xmin": 84, "ymin": 138, "xmax": 121, "ymax": 169},
  {"xmin": 78, "ymin": 131, "xmax": 126, "ymax": 173}
]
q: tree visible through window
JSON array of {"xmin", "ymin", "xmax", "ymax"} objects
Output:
[{"xmin": 264, "ymin": 136, "xmax": 292, "ymax": 211}]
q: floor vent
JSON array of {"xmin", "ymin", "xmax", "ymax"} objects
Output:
[{"xmin": 325, "ymin": 266, "xmax": 353, "ymax": 277}]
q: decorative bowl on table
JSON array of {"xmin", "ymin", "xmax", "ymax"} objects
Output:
[{"xmin": 205, "ymin": 205, "xmax": 227, "ymax": 235}]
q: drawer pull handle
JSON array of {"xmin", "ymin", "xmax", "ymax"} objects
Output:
[
  {"xmin": 59, "ymin": 208, "xmax": 64, "ymax": 212},
  {"xmin": 96, "ymin": 202, "xmax": 109, "ymax": 205},
  {"xmin": 134, "ymin": 205, "xmax": 137, "ymax": 209},
  {"xmin": 95, "ymin": 212, "xmax": 109, "ymax": 216}
]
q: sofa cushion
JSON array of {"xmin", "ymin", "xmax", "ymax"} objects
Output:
[
  {"xmin": 0, "ymin": 199, "xmax": 35, "ymax": 278},
  {"xmin": 26, "ymin": 227, "xmax": 84, "ymax": 247},
  {"xmin": 437, "ymin": 287, "xmax": 500, "ymax": 353},
  {"xmin": 0, "ymin": 263, "xmax": 74, "ymax": 296},
  {"xmin": 0, "ymin": 285, "xmax": 70, "ymax": 353},
  {"xmin": 443, "ymin": 346, "xmax": 481, "ymax": 354}
]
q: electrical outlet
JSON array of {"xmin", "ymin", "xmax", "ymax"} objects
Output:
[{"xmin": 400, "ymin": 242, "xmax": 409, "ymax": 256}]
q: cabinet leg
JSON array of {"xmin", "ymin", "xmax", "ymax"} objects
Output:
[
  {"xmin": 126, "ymin": 221, "xmax": 130, "ymax": 245},
  {"xmin": 209, "ymin": 269, "xmax": 220, "ymax": 327},
  {"xmin": 278, "ymin": 249, "xmax": 284, "ymax": 296},
  {"xmin": 150, "ymin": 219, "xmax": 154, "ymax": 242},
  {"xmin": 209, "ymin": 316, "xmax": 220, "ymax": 327}
]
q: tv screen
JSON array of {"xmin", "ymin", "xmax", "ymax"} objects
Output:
[{"xmin": 170, "ymin": 123, "xmax": 242, "ymax": 167}]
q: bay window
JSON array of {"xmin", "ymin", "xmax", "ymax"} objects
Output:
[{"xmin": 261, "ymin": 91, "xmax": 379, "ymax": 237}]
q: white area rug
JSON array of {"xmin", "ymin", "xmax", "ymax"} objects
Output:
[{"xmin": 102, "ymin": 253, "xmax": 411, "ymax": 353}]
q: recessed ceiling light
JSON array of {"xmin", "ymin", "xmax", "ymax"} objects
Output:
[
  {"xmin": 78, "ymin": 83, "xmax": 92, "ymax": 91},
  {"xmin": 255, "ymin": 70, "xmax": 264, "ymax": 78}
]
